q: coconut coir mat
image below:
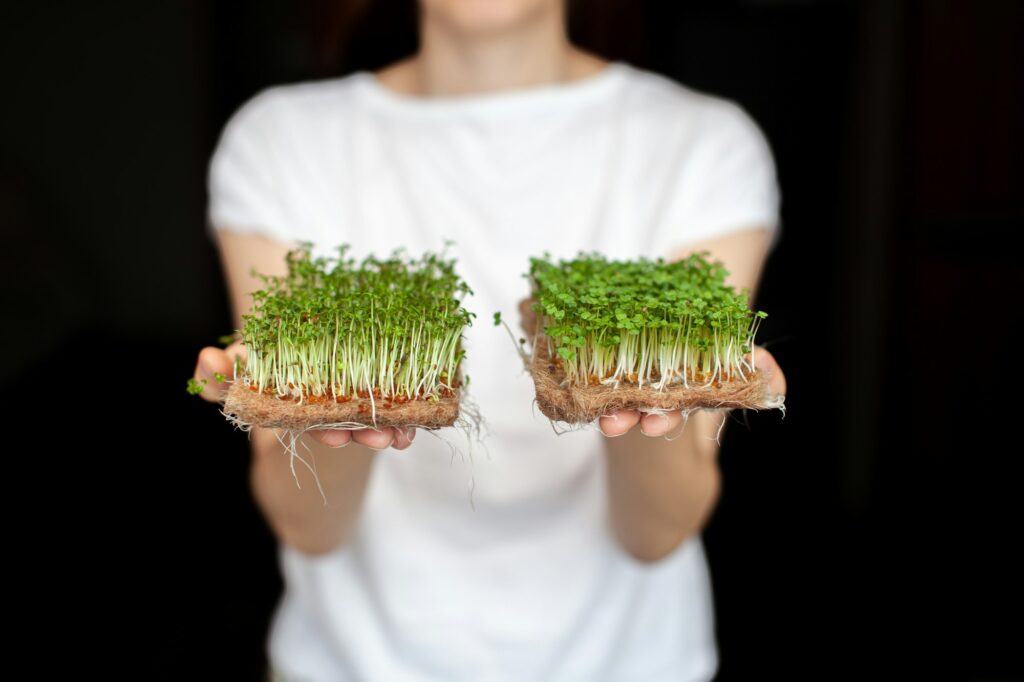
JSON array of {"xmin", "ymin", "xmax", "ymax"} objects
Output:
[
  {"xmin": 529, "ymin": 338, "xmax": 781, "ymax": 425},
  {"xmin": 222, "ymin": 381, "xmax": 460, "ymax": 430}
]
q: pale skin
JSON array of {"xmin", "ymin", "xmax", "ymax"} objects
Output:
[{"xmin": 192, "ymin": 0, "xmax": 787, "ymax": 562}]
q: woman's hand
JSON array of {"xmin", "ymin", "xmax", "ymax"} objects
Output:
[
  {"xmin": 192, "ymin": 341, "xmax": 417, "ymax": 450},
  {"xmin": 597, "ymin": 347, "xmax": 787, "ymax": 437}
]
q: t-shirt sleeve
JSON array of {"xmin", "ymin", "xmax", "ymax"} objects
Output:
[
  {"xmin": 205, "ymin": 88, "xmax": 300, "ymax": 247},
  {"xmin": 649, "ymin": 99, "xmax": 782, "ymax": 258}
]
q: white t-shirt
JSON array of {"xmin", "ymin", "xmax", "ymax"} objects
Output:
[{"xmin": 207, "ymin": 60, "xmax": 780, "ymax": 682}]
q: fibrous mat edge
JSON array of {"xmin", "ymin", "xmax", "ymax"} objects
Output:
[
  {"xmin": 528, "ymin": 339, "xmax": 783, "ymax": 424},
  {"xmin": 221, "ymin": 381, "xmax": 460, "ymax": 430}
]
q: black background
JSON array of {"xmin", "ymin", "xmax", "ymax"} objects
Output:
[{"xmin": 3, "ymin": 1, "xmax": 1022, "ymax": 679}]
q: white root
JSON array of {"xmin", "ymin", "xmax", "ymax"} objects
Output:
[{"xmin": 220, "ymin": 389, "xmax": 487, "ymax": 511}]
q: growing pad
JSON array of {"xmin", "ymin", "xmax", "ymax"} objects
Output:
[
  {"xmin": 529, "ymin": 338, "xmax": 780, "ymax": 424},
  {"xmin": 222, "ymin": 381, "xmax": 460, "ymax": 430}
]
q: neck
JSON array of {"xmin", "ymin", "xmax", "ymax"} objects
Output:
[{"xmin": 411, "ymin": 6, "xmax": 579, "ymax": 96}]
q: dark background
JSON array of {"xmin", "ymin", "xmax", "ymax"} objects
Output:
[{"xmin": 3, "ymin": 0, "xmax": 1022, "ymax": 679}]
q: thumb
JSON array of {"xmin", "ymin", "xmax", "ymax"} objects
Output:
[
  {"xmin": 192, "ymin": 342, "xmax": 246, "ymax": 403},
  {"xmin": 752, "ymin": 345, "xmax": 786, "ymax": 396}
]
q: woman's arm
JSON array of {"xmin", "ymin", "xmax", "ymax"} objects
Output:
[
  {"xmin": 194, "ymin": 229, "xmax": 415, "ymax": 556},
  {"xmin": 600, "ymin": 226, "xmax": 786, "ymax": 563},
  {"xmin": 247, "ymin": 424, "xmax": 381, "ymax": 556}
]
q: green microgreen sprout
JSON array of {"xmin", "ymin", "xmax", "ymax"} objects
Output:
[
  {"xmin": 187, "ymin": 377, "xmax": 207, "ymax": 395},
  {"xmin": 235, "ymin": 241, "xmax": 474, "ymax": 406},
  {"xmin": 527, "ymin": 250, "xmax": 768, "ymax": 390}
]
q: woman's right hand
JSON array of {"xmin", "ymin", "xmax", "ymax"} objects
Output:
[{"xmin": 192, "ymin": 341, "xmax": 416, "ymax": 451}]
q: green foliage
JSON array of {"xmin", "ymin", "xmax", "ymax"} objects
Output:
[
  {"xmin": 187, "ymin": 377, "xmax": 207, "ymax": 395},
  {"xmin": 236, "ymin": 241, "xmax": 474, "ymax": 402},
  {"xmin": 527, "ymin": 251, "xmax": 768, "ymax": 388}
]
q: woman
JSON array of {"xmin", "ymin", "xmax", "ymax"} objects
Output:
[{"xmin": 193, "ymin": 0, "xmax": 787, "ymax": 679}]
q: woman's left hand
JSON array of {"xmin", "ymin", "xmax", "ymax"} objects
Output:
[{"xmin": 597, "ymin": 346, "xmax": 787, "ymax": 437}]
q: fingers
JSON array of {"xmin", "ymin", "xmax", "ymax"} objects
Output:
[
  {"xmin": 192, "ymin": 341, "xmax": 248, "ymax": 403},
  {"xmin": 598, "ymin": 410, "xmax": 641, "ymax": 437},
  {"xmin": 193, "ymin": 346, "xmax": 234, "ymax": 403},
  {"xmin": 307, "ymin": 426, "xmax": 416, "ymax": 451},
  {"xmin": 390, "ymin": 427, "xmax": 417, "ymax": 451},
  {"xmin": 352, "ymin": 427, "xmax": 397, "ymax": 450},
  {"xmin": 751, "ymin": 345, "xmax": 787, "ymax": 396},
  {"xmin": 639, "ymin": 410, "xmax": 683, "ymax": 437},
  {"xmin": 598, "ymin": 409, "xmax": 684, "ymax": 438},
  {"xmin": 306, "ymin": 429, "xmax": 353, "ymax": 448}
]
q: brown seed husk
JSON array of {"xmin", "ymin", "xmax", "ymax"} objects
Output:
[
  {"xmin": 222, "ymin": 381, "xmax": 460, "ymax": 430},
  {"xmin": 529, "ymin": 338, "xmax": 780, "ymax": 424}
]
